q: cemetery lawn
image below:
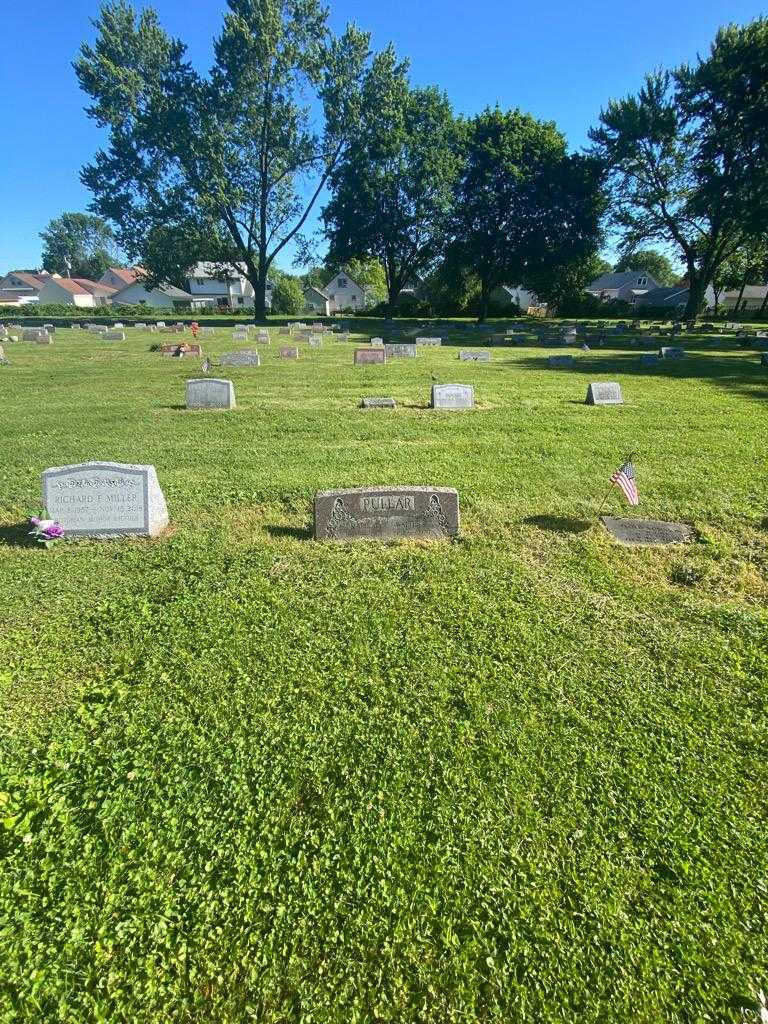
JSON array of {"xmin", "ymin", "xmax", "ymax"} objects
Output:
[{"xmin": 0, "ymin": 324, "xmax": 766, "ymax": 1023}]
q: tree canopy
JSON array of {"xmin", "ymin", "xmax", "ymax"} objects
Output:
[
  {"xmin": 590, "ymin": 17, "xmax": 768, "ymax": 317},
  {"xmin": 76, "ymin": 0, "xmax": 376, "ymax": 320},
  {"xmin": 40, "ymin": 212, "xmax": 118, "ymax": 279},
  {"xmin": 323, "ymin": 48, "xmax": 460, "ymax": 316}
]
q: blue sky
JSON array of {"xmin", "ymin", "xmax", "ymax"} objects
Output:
[{"xmin": 0, "ymin": 0, "xmax": 764, "ymax": 273}]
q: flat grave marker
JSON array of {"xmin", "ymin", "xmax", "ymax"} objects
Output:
[
  {"xmin": 602, "ymin": 517, "xmax": 694, "ymax": 546},
  {"xmin": 42, "ymin": 461, "xmax": 169, "ymax": 538},
  {"xmin": 361, "ymin": 397, "xmax": 396, "ymax": 409},
  {"xmin": 548, "ymin": 355, "xmax": 575, "ymax": 368},
  {"xmin": 459, "ymin": 350, "xmax": 491, "ymax": 362},
  {"xmin": 384, "ymin": 343, "xmax": 417, "ymax": 359},
  {"xmin": 314, "ymin": 486, "xmax": 459, "ymax": 542}
]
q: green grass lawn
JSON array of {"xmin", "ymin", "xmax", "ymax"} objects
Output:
[{"xmin": 0, "ymin": 322, "xmax": 766, "ymax": 1023}]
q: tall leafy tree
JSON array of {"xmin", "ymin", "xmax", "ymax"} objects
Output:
[
  {"xmin": 76, "ymin": 0, "xmax": 373, "ymax": 321},
  {"xmin": 40, "ymin": 212, "xmax": 118, "ymax": 279},
  {"xmin": 323, "ymin": 48, "xmax": 460, "ymax": 317},
  {"xmin": 591, "ymin": 18, "xmax": 768, "ymax": 318},
  {"xmin": 448, "ymin": 108, "xmax": 605, "ymax": 321},
  {"xmin": 614, "ymin": 249, "xmax": 677, "ymax": 285}
]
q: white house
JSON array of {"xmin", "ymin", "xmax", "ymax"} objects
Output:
[
  {"xmin": 0, "ymin": 270, "xmax": 49, "ymax": 305},
  {"xmin": 186, "ymin": 263, "xmax": 273, "ymax": 310},
  {"xmin": 585, "ymin": 271, "xmax": 660, "ymax": 303},
  {"xmin": 36, "ymin": 276, "xmax": 117, "ymax": 307},
  {"xmin": 304, "ymin": 285, "xmax": 330, "ymax": 316},
  {"xmin": 489, "ymin": 284, "xmax": 541, "ymax": 312},
  {"xmin": 110, "ymin": 278, "xmax": 195, "ymax": 308},
  {"xmin": 721, "ymin": 284, "xmax": 768, "ymax": 311},
  {"xmin": 322, "ymin": 271, "xmax": 366, "ymax": 312},
  {"xmin": 635, "ymin": 284, "xmax": 716, "ymax": 310}
]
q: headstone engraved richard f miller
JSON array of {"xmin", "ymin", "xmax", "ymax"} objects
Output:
[
  {"xmin": 42, "ymin": 461, "xmax": 169, "ymax": 538},
  {"xmin": 186, "ymin": 378, "xmax": 236, "ymax": 409},
  {"xmin": 586, "ymin": 382, "xmax": 623, "ymax": 405},
  {"xmin": 314, "ymin": 486, "xmax": 459, "ymax": 541}
]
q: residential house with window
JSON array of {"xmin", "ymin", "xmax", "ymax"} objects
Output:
[
  {"xmin": 323, "ymin": 271, "xmax": 366, "ymax": 312},
  {"xmin": 36, "ymin": 276, "xmax": 117, "ymax": 307},
  {"xmin": 584, "ymin": 271, "xmax": 660, "ymax": 304},
  {"xmin": 186, "ymin": 263, "xmax": 273, "ymax": 310},
  {"xmin": 635, "ymin": 284, "xmax": 715, "ymax": 310},
  {"xmin": 0, "ymin": 269, "xmax": 49, "ymax": 305},
  {"xmin": 303, "ymin": 285, "xmax": 330, "ymax": 316},
  {"xmin": 98, "ymin": 267, "xmax": 141, "ymax": 291},
  {"xmin": 111, "ymin": 277, "xmax": 195, "ymax": 308},
  {"xmin": 721, "ymin": 284, "xmax": 768, "ymax": 311}
]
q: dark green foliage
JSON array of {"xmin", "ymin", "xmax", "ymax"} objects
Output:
[
  {"xmin": 591, "ymin": 17, "xmax": 768, "ymax": 317},
  {"xmin": 39, "ymin": 211, "xmax": 118, "ymax": 279},
  {"xmin": 269, "ymin": 270, "xmax": 304, "ymax": 315}
]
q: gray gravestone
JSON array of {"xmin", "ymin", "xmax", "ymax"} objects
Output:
[
  {"xmin": 586, "ymin": 381, "xmax": 623, "ymax": 405},
  {"xmin": 200, "ymin": 326, "xmax": 215, "ymax": 336},
  {"xmin": 416, "ymin": 337, "xmax": 442, "ymax": 346},
  {"xmin": 135, "ymin": 322, "xmax": 147, "ymax": 329},
  {"xmin": 384, "ymin": 343, "xmax": 417, "ymax": 359},
  {"xmin": 431, "ymin": 383, "xmax": 475, "ymax": 410},
  {"xmin": 602, "ymin": 517, "xmax": 693, "ymax": 546},
  {"xmin": 640, "ymin": 353, "xmax": 660, "ymax": 366},
  {"xmin": 761, "ymin": 352, "xmax": 768, "ymax": 366},
  {"xmin": 103, "ymin": 330, "xmax": 125, "ymax": 341},
  {"xmin": 314, "ymin": 486, "xmax": 459, "ymax": 541},
  {"xmin": 42, "ymin": 461, "xmax": 169, "ymax": 538},
  {"xmin": 659, "ymin": 346, "xmax": 685, "ymax": 359},
  {"xmin": 186, "ymin": 378, "xmax": 236, "ymax": 409},
  {"xmin": 548, "ymin": 355, "xmax": 575, "ymax": 368},
  {"xmin": 22, "ymin": 328, "xmax": 49, "ymax": 342},
  {"xmin": 354, "ymin": 348, "xmax": 386, "ymax": 365},
  {"xmin": 361, "ymin": 397, "xmax": 396, "ymax": 409},
  {"xmin": 280, "ymin": 346, "xmax": 299, "ymax": 359},
  {"xmin": 220, "ymin": 349, "xmax": 261, "ymax": 367},
  {"xmin": 459, "ymin": 350, "xmax": 491, "ymax": 362}
]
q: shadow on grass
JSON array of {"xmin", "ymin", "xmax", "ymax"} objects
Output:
[
  {"xmin": 264, "ymin": 524, "xmax": 312, "ymax": 540},
  {"xmin": 0, "ymin": 523, "xmax": 38, "ymax": 548},
  {"xmin": 158, "ymin": 404, "xmax": 188, "ymax": 411},
  {"xmin": 523, "ymin": 515, "xmax": 592, "ymax": 534},
  {"xmin": 511, "ymin": 353, "xmax": 768, "ymax": 398}
]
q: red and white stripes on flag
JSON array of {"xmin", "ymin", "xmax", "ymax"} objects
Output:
[{"xmin": 611, "ymin": 461, "xmax": 639, "ymax": 506}]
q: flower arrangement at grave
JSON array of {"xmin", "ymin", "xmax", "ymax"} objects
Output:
[{"xmin": 28, "ymin": 513, "xmax": 65, "ymax": 548}]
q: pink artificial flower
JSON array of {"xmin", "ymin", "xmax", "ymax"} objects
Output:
[{"xmin": 29, "ymin": 516, "xmax": 41, "ymax": 527}]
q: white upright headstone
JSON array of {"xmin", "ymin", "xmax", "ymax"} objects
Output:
[
  {"xmin": 42, "ymin": 462, "xmax": 169, "ymax": 538},
  {"xmin": 186, "ymin": 378, "xmax": 236, "ymax": 409},
  {"xmin": 431, "ymin": 384, "xmax": 474, "ymax": 410}
]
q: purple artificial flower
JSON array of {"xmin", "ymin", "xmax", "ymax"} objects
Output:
[
  {"xmin": 43, "ymin": 524, "xmax": 65, "ymax": 540},
  {"xmin": 29, "ymin": 516, "xmax": 41, "ymax": 527}
]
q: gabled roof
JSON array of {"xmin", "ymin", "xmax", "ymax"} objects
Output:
[
  {"xmin": 304, "ymin": 284, "xmax": 329, "ymax": 299},
  {"xmin": 636, "ymin": 286, "xmax": 688, "ymax": 306},
  {"xmin": 46, "ymin": 277, "xmax": 117, "ymax": 296},
  {"xmin": 722, "ymin": 285, "xmax": 768, "ymax": 300},
  {"xmin": 587, "ymin": 271, "xmax": 658, "ymax": 290},
  {"xmin": 112, "ymin": 279, "xmax": 193, "ymax": 300},
  {"xmin": 326, "ymin": 269, "xmax": 362, "ymax": 291},
  {"xmin": 3, "ymin": 270, "xmax": 47, "ymax": 290},
  {"xmin": 102, "ymin": 266, "xmax": 140, "ymax": 286}
]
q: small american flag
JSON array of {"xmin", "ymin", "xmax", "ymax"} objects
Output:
[{"xmin": 611, "ymin": 459, "xmax": 639, "ymax": 506}]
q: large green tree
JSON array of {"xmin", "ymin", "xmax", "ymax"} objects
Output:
[
  {"xmin": 323, "ymin": 48, "xmax": 459, "ymax": 317},
  {"xmin": 269, "ymin": 268, "xmax": 304, "ymax": 314},
  {"xmin": 447, "ymin": 108, "xmax": 605, "ymax": 321},
  {"xmin": 614, "ymin": 249, "xmax": 677, "ymax": 285},
  {"xmin": 591, "ymin": 18, "xmax": 768, "ymax": 318},
  {"xmin": 76, "ymin": 0, "xmax": 374, "ymax": 321},
  {"xmin": 39, "ymin": 212, "xmax": 118, "ymax": 279}
]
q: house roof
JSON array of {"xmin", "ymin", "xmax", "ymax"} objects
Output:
[
  {"xmin": 104, "ymin": 266, "xmax": 140, "ymax": 286},
  {"xmin": 587, "ymin": 271, "xmax": 658, "ymax": 291},
  {"xmin": 326, "ymin": 269, "xmax": 362, "ymax": 291},
  {"xmin": 0, "ymin": 290, "xmax": 32, "ymax": 304},
  {"xmin": 4, "ymin": 270, "xmax": 47, "ymax": 290},
  {"xmin": 722, "ymin": 285, "xmax": 768, "ymax": 300},
  {"xmin": 636, "ymin": 287, "xmax": 688, "ymax": 306},
  {"xmin": 304, "ymin": 285, "xmax": 329, "ymax": 299},
  {"xmin": 46, "ymin": 277, "xmax": 117, "ymax": 296},
  {"xmin": 112, "ymin": 279, "xmax": 193, "ymax": 301}
]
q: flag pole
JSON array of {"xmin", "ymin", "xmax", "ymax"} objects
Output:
[{"xmin": 597, "ymin": 451, "xmax": 636, "ymax": 520}]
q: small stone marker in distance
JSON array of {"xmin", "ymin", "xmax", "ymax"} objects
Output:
[
  {"xmin": 659, "ymin": 346, "xmax": 685, "ymax": 359},
  {"xmin": 280, "ymin": 346, "xmax": 299, "ymax": 359},
  {"xmin": 585, "ymin": 382, "xmax": 623, "ymax": 405},
  {"xmin": 354, "ymin": 348, "xmax": 386, "ymax": 365},
  {"xmin": 459, "ymin": 350, "xmax": 490, "ymax": 362},
  {"xmin": 384, "ymin": 343, "xmax": 417, "ymax": 359},
  {"xmin": 602, "ymin": 516, "xmax": 694, "ymax": 546},
  {"xmin": 186, "ymin": 378, "xmax": 236, "ymax": 410},
  {"xmin": 220, "ymin": 349, "xmax": 260, "ymax": 367},
  {"xmin": 548, "ymin": 355, "xmax": 575, "ymax": 368},
  {"xmin": 361, "ymin": 397, "xmax": 396, "ymax": 409},
  {"xmin": 431, "ymin": 383, "xmax": 475, "ymax": 410}
]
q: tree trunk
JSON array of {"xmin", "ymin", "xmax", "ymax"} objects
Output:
[
  {"xmin": 733, "ymin": 271, "xmax": 748, "ymax": 316},
  {"xmin": 476, "ymin": 279, "xmax": 490, "ymax": 324},
  {"xmin": 760, "ymin": 288, "xmax": 768, "ymax": 316},
  {"xmin": 684, "ymin": 274, "xmax": 708, "ymax": 320},
  {"xmin": 250, "ymin": 266, "xmax": 268, "ymax": 323}
]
